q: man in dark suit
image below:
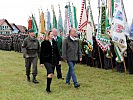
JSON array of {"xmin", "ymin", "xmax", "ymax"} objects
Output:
[{"xmin": 52, "ymin": 28, "xmax": 64, "ymax": 80}]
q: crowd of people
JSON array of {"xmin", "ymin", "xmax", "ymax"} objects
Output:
[
  {"xmin": 0, "ymin": 28, "xmax": 133, "ymax": 93},
  {"xmin": 0, "ymin": 33, "xmax": 28, "ymax": 52}
]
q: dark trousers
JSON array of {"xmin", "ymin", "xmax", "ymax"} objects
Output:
[
  {"xmin": 53, "ymin": 64, "xmax": 62, "ymax": 78},
  {"xmin": 25, "ymin": 57, "xmax": 38, "ymax": 76}
]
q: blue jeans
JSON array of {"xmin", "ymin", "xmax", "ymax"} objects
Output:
[{"xmin": 66, "ymin": 61, "xmax": 78, "ymax": 86}]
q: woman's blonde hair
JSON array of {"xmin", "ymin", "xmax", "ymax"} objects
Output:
[{"xmin": 45, "ymin": 30, "xmax": 52, "ymax": 40}]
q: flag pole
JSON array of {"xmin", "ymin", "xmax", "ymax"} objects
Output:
[
  {"xmin": 122, "ymin": 55, "xmax": 127, "ymax": 73},
  {"xmin": 110, "ymin": 50, "xmax": 114, "ymax": 72},
  {"xmin": 98, "ymin": 46, "xmax": 103, "ymax": 68}
]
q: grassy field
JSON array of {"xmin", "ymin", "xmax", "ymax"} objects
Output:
[{"xmin": 0, "ymin": 50, "xmax": 133, "ymax": 100}]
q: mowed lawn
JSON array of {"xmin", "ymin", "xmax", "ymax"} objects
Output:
[{"xmin": 0, "ymin": 50, "xmax": 133, "ymax": 100}]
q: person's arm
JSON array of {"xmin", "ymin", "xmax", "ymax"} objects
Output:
[
  {"xmin": 78, "ymin": 41, "xmax": 82, "ymax": 61},
  {"xmin": 62, "ymin": 39, "xmax": 67, "ymax": 60},
  {"xmin": 37, "ymin": 40, "xmax": 40, "ymax": 58},
  {"xmin": 21, "ymin": 39, "xmax": 27, "ymax": 58},
  {"xmin": 40, "ymin": 42, "xmax": 45, "ymax": 64}
]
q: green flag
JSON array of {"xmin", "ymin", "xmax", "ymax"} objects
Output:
[
  {"xmin": 32, "ymin": 15, "xmax": 38, "ymax": 37},
  {"xmin": 73, "ymin": 5, "xmax": 78, "ymax": 29},
  {"xmin": 52, "ymin": 6, "xmax": 57, "ymax": 29}
]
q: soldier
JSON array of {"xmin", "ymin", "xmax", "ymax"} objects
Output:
[
  {"xmin": 22, "ymin": 29, "xmax": 40, "ymax": 84},
  {"xmin": 52, "ymin": 28, "xmax": 64, "ymax": 80}
]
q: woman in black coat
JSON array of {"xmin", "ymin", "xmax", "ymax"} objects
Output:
[{"xmin": 40, "ymin": 31, "xmax": 61, "ymax": 93}]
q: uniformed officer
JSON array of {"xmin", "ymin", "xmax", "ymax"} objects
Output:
[{"xmin": 22, "ymin": 29, "xmax": 40, "ymax": 83}]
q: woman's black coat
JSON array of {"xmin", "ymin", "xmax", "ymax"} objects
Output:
[{"xmin": 40, "ymin": 40, "xmax": 61, "ymax": 65}]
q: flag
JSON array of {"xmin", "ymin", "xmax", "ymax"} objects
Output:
[
  {"xmin": 46, "ymin": 9, "xmax": 52, "ymax": 31},
  {"xmin": 78, "ymin": 0, "xmax": 87, "ymax": 32},
  {"xmin": 28, "ymin": 16, "xmax": 32, "ymax": 30},
  {"xmin": 58, "ymin": 4, "xmax": 63, "ymax": 36},
  {"xmin": 111, "ymin": 0, "xmax": 127, "ymax": 62},
  {"xmin": 72, "ymin": 4, "xmax": 78, "ymax": 29},
  {"xmin": 86, "ymin": 0, "xmax": 95, "ymax": 50},
  {"xmin": 52, "ymin": 5, "xmax": 57, "ymax": 29},
  {"xmin": 32, "ymin": 15, "xmax": 38, "ymax": 37},
  {"xmin": 38, "ymin": 9, "xmax": 45, "ymax": 44},
  {"xmin": 64, "ymin": 5, "xmax": 71, "ymax": 36},
  {"xmin": 67, "ymin": 2, "xmax": 73, "ymax": 28},
  {"xmin": 40, "ymin": 11, "xmax": 45, "ymax": 33},
  {"xmin": 96, "ymin": 2, "xmax": 111, "ymax": 52},
  {"xmin": 130, "ymin": 19, "xmax": 133, "ymax": 38},
  {"xmin": 108, "ymin": 0, "xmax": 114, "ymax": 20}
]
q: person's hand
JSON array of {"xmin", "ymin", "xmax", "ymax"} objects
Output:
[
  {"xmin": 40, "ymin": 64, "xmax": 44, "ymax": 68},
  {"xmin": 59, "ymin": 61, "xmax": 61, "ymax": 65},
  {"xmin": 80, "ymin": 58, "xmax": 82, "ymax": 62},
  {"xmin": 25, "ymin": 55, "xmax": 29, "ymax": 58}
]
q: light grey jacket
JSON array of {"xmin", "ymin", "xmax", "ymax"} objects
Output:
[{"xmin": 62, "ymin": 36, "xmax": 82, "ymax": 61}]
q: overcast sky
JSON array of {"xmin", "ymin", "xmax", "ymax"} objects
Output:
[{"xmin": 0, "ymin": 0, "xmax": 132, "ymax": 28}]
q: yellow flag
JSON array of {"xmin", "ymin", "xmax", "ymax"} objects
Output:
[{"xmin": 40, "ymin": 11, "xmax": 46, "ymax": 33}]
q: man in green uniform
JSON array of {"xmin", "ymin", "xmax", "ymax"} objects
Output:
[
  {"xmin": 22, "ymin": 29, "xmax": 40, "ymax": 83},
  {"xmin": 52, "ymin": 28, "xmax": 64, "ymax": 79}
]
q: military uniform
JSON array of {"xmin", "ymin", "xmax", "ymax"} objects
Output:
[{"xmin": 22, "ymin": 35, "xmax": 40, "ymax": 83}]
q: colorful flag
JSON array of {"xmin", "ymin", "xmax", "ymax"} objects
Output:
[
  {"xmin": 78, "ymin": 0, "xmax": 87, "ymax": 32},
  {"xmin": 86, "ymin": 0, "xmax": 95, "ymax": 50},
  {"xmin": 130, "ymin": 19, "xmax": 133, "ymax": 38},
  {"xmin": 38, "ymin": 9, "xmax": 45, "ymax": 44},
  {"xmin": 32, "ymin": 15, "xmax": 38, "ymax": 37},
  {"xmin": 52, "ymin": 5, "xmax": 57, "ymax": 29},
  {"xmin": 72, "ymin": 4, "xmax": 78, "ymax": 29},
  {"xmin": 46, "ymin": 9, "xmax": 52, "ymax": 31},
  {"xmin": 64, "ymin": 5, "xmax": 71, "ymax": 36},
  {"xmin": 67, "ymin": 2, "xmax": 73, "ymax": 28},
  {"xmin": 58, "ymin": 4, "xmax": 63, "ymax": 36},
  {"xmin": 28, "ymin": 16, "xmax": 32, "ymax": 30},
  {"xmin": 40, "ymin": 11, "xmax": 45, "ymax": 33},
  {"xmin": 96, "ymin": 2, "xmax": 111, "ymax": 52},
  {"xmin": 111, "ymin": 0, "xmax": 127, "ymax": 62}
]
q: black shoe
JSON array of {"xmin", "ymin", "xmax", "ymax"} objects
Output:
[
  {"xmin": 27, "ymin": 76, "xmax": 30, "ymax": 82},
  {"xmin": 32, "ymin": 79, "xmax": 39, "ymax": 84},
  {"xmin": 74, "ymin": 84, "xmax": 80, "ymax": 88},
  {"xmin": 58, "ymin": 77, "xmax": 64, "ymax": 80},
  {"xmin": 46, "ymin": 88, "xmax": 51, "ymax": 93}
]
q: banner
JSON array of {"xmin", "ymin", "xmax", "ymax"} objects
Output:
[
  {"xmin": 52, "ymin": 5, "xmax": 57, "ymax": 29},
  {"xmin": 78, "ymin": 0, "xmax": 87, "ymax": 32},
  {"xmin": 111, "ymin": 0, "xmax": 127, "ymax": 62},
  {"xmin": 96, "ymin": 3, "xmax": 111, "ymax": 52},
  {"xmin": 86, "ymin": 0, "xmax": 95, "ymax": 50},
  {"xmin": 46, "ymin": 9, "xmax": 52, "ymax": 31},
  {"xmin": 32, "ymin": 15, "xmax": 38, "ymax": 37},
  {"xmin": 58, "ymin": 4, "xmax": 63, "ymax": 36}
]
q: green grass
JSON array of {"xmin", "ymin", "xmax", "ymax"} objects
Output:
[{"xmin": 0, "ymin": 50, "xmax": 133, "ymax": 100}]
